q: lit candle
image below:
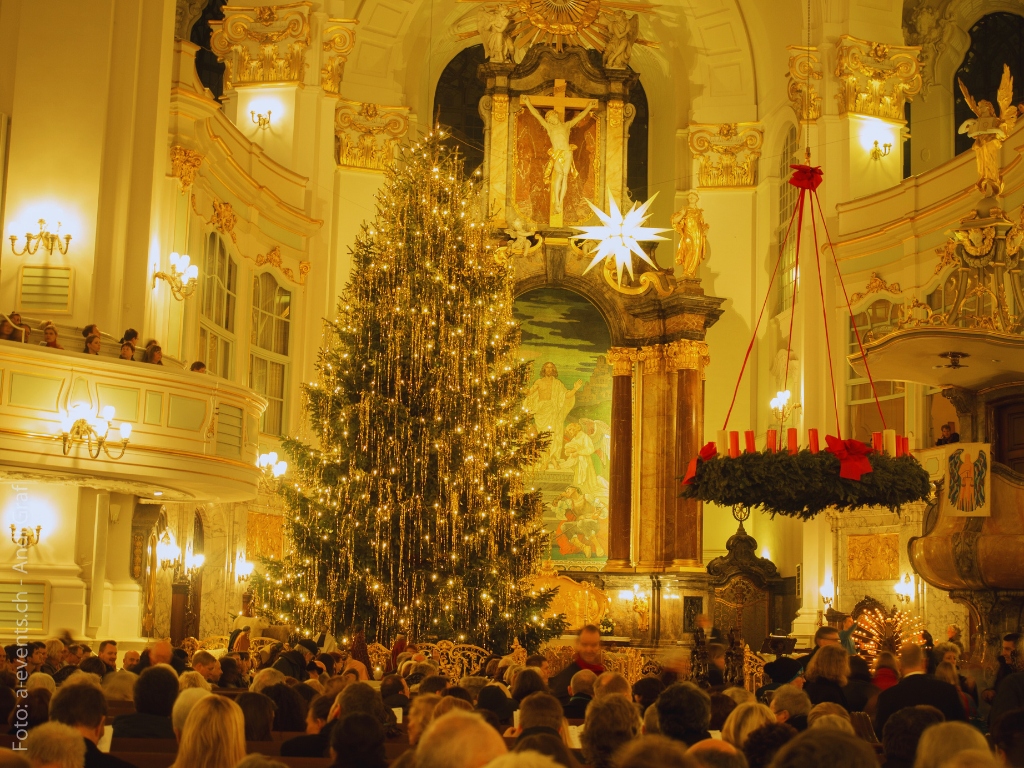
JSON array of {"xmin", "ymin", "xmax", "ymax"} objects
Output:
[
  {"xmin": 872, "ymin": 432, "xmax": 883, "ymax": 452},
  {"xmin": 788, "ymin": 428, "xmax": 798, "ymax": 455},
  {"xmin": 767, "ymin": 429, "xmax": 777, "ymax": 453},
  {"xmin": 744, "ymin": 431, "xmax": 756, "ymax": 453},
  {"xmin": 883, "ymin": 428, "xmax": 897, "ymax": 456},
  {"xmin": 729, "ymin": 431, "xmax": 740, "ymax": 458},
  {"xmin": 808, "ymin": 429, "xmax": 819, "ymax": 453}
]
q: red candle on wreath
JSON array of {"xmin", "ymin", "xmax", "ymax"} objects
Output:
[
  {"xmin": 767, "ymin": 429, "xmax": 777, "ymax": 453},
  {"xmin": 808, "ymin": 429, "xmax": 820, "ymax": 453},
  {"xmin": 896, "ymin": 435, "xmax": 904, "ymax": 457},
  {"xmin": 788, "ymin": 428, "xmax": 798, "ymax": 455},
  {"xmin": 744, "ymin": 431, "xmax": 756, "ymax": 453},
  {"xmin": 903, "ymin": 436, "xmax": 911, "ymax": 454},
  {"xmin": 872, "ymin": 432, "xmax": 883, "ymax": 452},
  {"xmin": 729, "ymin": 431, "xmax": 740, "ymax": 458}
]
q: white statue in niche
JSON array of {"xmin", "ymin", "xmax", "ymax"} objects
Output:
[
  {"xmin": 522, "ymin": 95, "xmax": 596, "ymax": 215},
  {"xmin": 477, "ymin": 5, "xmax": 515, "ymax": 63},
  {"xmin": 602, "ymin": 10, "xmax": 639, "ymax": 69}
]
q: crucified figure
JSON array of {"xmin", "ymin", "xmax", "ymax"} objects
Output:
[{"xmin": 522, "ymin": 95, "xmax": 596, "ymax": 215}]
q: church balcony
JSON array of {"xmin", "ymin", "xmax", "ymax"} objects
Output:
[{"xmin": 0, "ymin": 340, "xmax": 267, "ymax": 503}]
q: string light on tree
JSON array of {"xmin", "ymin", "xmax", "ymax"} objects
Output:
[{"xmin": 574, "ymin": 191, "xmax": 669, "ymax": 286}]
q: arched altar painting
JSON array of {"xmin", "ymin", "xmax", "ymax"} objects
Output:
[{"xmin": 514, "ymin": 288, "xmax": 613, "ymax": 569}]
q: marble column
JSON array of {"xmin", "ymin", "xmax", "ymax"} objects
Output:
[
  {"xmin": 637, "ymin": 345, "xmax": 675, "ymax": 570},
  {"xmin": 668, "ymin": 340, "xmax": 710, "ymax": 567},
  {"xmin": 605, "ymin": 348, "xmax": 637, "ymax": 571}
]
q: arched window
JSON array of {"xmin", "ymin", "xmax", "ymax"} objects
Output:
[
  {"xmin": 435, "ymin": 45, "xmax": 487, "ymax": 176},
  {"xmin": 954, "ymin": 12, "xmax": 1024, "ymax": 156},
  {"xmin": 200, "ymin": 232, "xmax": 238, "ymax": 379},
  {"xmin": 627, "ymin": 79, "xmax": 649, "ymax": 203},
  {"xmin": 774, "ymin": 127, "xmax": 800, "ymax": 316},
  {"xmin": 249, "ymin": 272, "xmax": 291, "ymax": 436},
  {"xmin": 190, "ymin": 0, "xmax": 228, "ymax": 101},
  {"xmin": 848, "ymin": 300, "xmax": 904, "ymax": 442}
]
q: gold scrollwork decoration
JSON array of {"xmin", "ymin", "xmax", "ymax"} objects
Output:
[
  {"xmin": 850, "ymin": 272, "xmax": 902, "ymax": 304},
  {"xmin": 953, "ymin": 226, "xmax": 995, "ymax": 257},
  {"xmin": 688, "ymin": 123, "xmax": 763, "ymax": 188},
  {"xmin": 320, "ymin": 19, "xmax": 358, "ymax": 95},
  {"xmin": 786, "ymin": 46, "xmax": 823, "ymax": 123},
  {"xmin": 170, "ymin": 146, "xmax": 204, "ymax": 192},
  {"xmin": 210, "ymin": 2, "xmax": 312, "ymax": 90},
  {"xmin": 834, "ymin": 34, "xmax": 922, "ymax": 122},
  {"xmin": 492, "ymin": 93, "xmax": 509, "ymax": 123},
  {"xmin": 335, "ymin": 99, "xmax": 410, "ymax": 171}
]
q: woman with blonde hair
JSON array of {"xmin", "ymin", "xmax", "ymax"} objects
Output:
[
  {"xmin": 171, "ymin": 694, "xmax": 246, "ymax": 768},
  {"xmin": 803, "ymin": 645, "xmax": 850, "ymax": 708},
  {"xmin": 41, "ymin": 639, "xmax": 65, "ymax": 676},
  {"xmin": 721, "ymin": 701, "xmax": 776, "ymax": 748},
  {"xmin": 102, "ymin": 670, "xmax": 138, "ymax": 701},
  {"xmin": 178, "ymin": 670, "xmax": 213, "ymax": 692}
]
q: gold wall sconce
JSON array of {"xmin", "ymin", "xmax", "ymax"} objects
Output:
[
  {"xmin": 10, "ymin": 525, "xmax": 42, "ymax": 548},
  {"xmin": 894, "ymin": 573, "xmax": 914, "ymax": 605},
  {"xmin": 154, "ymin": 252, "xmax": 199, "ymax": 300},
  {"xmin": 60, "ymin": 405, "xmax": 132, "ymax": 459},
  {"xmin": 10, "ymin": 219, "xmax": 71, "ymax": 256},
  {"xmin": 870, "ymin": 140, "xmax": 892, "ymax": 160},
  {"xmin": 251, "ymin": 111, "xmax": 272, "ymax": 129}
]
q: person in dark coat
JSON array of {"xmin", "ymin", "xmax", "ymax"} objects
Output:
[
  {"xmin": 547, "ymin": 625, "xmax": 606, "ymax": 706},
  {"xmin": 802, "ymin": 645, "xmax": 849, "ymax": 709},
  {"xmin": 379, "ymin": 674, "xmax": 411, "ymax": 716},
  {"xmin": 281, "ymin": 693, "xmax": 336, "ymax": 758},
  {"xmin": 794, "ymin": 627, "xmax": 841, "ymax": 673},
  {"xmin": 271, "ymin": 638, "xmax": 318, "ymax": 682},
  {"xmin": 879, "ymin": 705, "xmax": 944, "ymax": 768},
  {"xmin": 111, "ymin": 666, "xmax": 178, "ymax": 739},
  {"xmin": 561, "ymin": 669, "xmax": 596, "ymax": 719},
  {"xmin": 989, "ymin": 670, "xmax": 1024, "ymax": 731},
  {"xmin": 874, "ymin": 645, "xmax": 965, "ymax": 736},
  {"xmin": 49, "ymin": 683, "xmax": 136, "ymax": 768},
  {"xmin": 841, "ymin": 655, "xmax": 880, "ymax": 713}
]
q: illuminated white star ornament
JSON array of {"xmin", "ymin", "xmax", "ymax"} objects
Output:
[{"xmin": 574, "ymin": 191, "xmax": 669, "ymax": 286}]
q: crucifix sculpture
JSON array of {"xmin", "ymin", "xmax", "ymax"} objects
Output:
[{"xmin": 522, "ymin": 79, "xmax": 597, "ymax": 227}]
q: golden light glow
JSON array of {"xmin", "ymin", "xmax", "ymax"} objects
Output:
[{"xmin": 574, "ymin": 191, "xmax": 669, "ymax": 286}]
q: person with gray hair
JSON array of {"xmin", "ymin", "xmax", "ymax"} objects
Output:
[
  {"xmin": 415, "ymin": 711, "xmax": 507, "ymax": 768},
  {"xmin": 687, "ymin": 739, "xmax": 748, "ymax": 768},
  {"xmin": 172, "ymin": 688, "xmax": 212, "ymax": 737},
  {"xmin": 769, "ymin": 684, "xmax": 811, "ymax": 731},
  {"xmin": 460, "ymin": 676, "xmax": 489, "ymax": 703},
  {"xmin": 656, "ymin": 682, "xmax": 712, "ymax": 746},
  {"xmin": 912, "ymin": 722, "xmax": 991, "ymax": 768},
  {"xmin": 24, "ymin": 722, "xmax": 87, "ymax": 768},
  {"xmin": 562, "ymin": 669, "xmax": 596, "ymax": 719},
  {"xmin": 250, "ymin": 667, "xmax": 286, "ymax": 693}
]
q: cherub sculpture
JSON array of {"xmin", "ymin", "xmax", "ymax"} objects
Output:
[
  {"xmin": 477, "ymin": 5, "xmax": 515, "ymax": 63},
  {"xmin": 603, "ymin": 11, "xmax": 639, "ymax": 69},
  {"xmin": 958, "ymin": 64, "xmax": 1018, "ymax": 198}
]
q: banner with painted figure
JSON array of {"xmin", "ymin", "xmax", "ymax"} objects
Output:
[
  {"xmin": 944, "ymin": 442, "xmax": 991, "ymax": 517},
  {"xmin": 514, "ymin": 287, "xmax": 613, "ymax": 570}
]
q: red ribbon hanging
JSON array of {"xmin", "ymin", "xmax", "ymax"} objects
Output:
[
  {"xmin": 789, "ymin": 164, "xmax": 823, "ymax": 191},
  {"xmin": 682, "ymin": 442, "xmax": 718, "ymax": 485},
  {"xmin": 825, "ymin": 435, "xmax": 874, "ymax": 481}
]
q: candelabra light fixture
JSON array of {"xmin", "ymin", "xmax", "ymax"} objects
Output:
[
  {"xmin": 251, "ymin": 110, "xmax": 272, "ymax": 129},
  {"xmin": 154, "ymin": 252, "xmax": 199, "ymax": 301},
  {"xmin": 630, "ymin": 584, "xmax": 650, "ymax": 633},
  {"xmin": 870, "ymin": 140, "xmax": 892, "ymax": 160},
  {"xmin": 10, "ymin": 525, "xmax": 42, "ymax": 548},
  {"xmin": 156, "ymin": 530, "xmax": 180, "ymax": 570},
  {"xmin": 10, "ymin": 219, "xmax": 72, "ymax": 256},
  {"xmin": 819, "ymin": 578, "xmax": 835, "ymax": 610},
  {"xmin": 258, "ymin": 452, "xmax": 288, "ymax": 490},
  {"xmin": 894, "ymin": 573, "xmax": 914, "ymax": 604},
  {"xmin": 184, "ymin": 541, "xmax": 205, "ymax": 578},
  {"xmin": 60, "ymin": 405, "xmax": 132, "ymax": 459},
  {"xmin": 236, "ymin": 552, "xmax": 254, "ymax": 584},
  {"xmin": 769, "ymin": 389, "xmax": 801, "ymax": 427}
]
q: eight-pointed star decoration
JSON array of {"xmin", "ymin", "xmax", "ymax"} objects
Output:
[{"xmin": 573, "ymin": 191, "xmax": 669, "ymax": 286}]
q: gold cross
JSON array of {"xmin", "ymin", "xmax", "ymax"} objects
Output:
[{"xmin": 527, "ymin": 79, "xmax": 593, "ymax": 121}]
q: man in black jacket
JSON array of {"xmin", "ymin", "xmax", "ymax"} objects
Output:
[
  {"xmin": 281, "ymin": 693, "xmax": 336, "ymax": 758},
  {"xmin": 874, "ymin": 644, "xmax": 965, "ymax": 735},
  {"xmin": 380, "ymin": 674, "xmax": 411, "ymax": 715},
  {"xmin": 656, "ymin": 682, "xmax": 713, "ymax": 746},
  {"xmin": 111, "ymin": 665, "xmax": 178, "ymax": 739},
  {"xmin": 271, "ymin": 638, "xmax": 318, "ymax": 681},
  {"xmin": 562, "ymin": 669, "xmax": 596, "ymax": 719},
  {"xmin": 546, "ymin": 625, "xmax": 605, "ymax": 705},
  {"xmin": 50, "ymin": 683, "xmax": 136, "ymax": 768}
]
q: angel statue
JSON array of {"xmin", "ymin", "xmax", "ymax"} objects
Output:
[
  {"xmin": 671, "ymin": 190, "xmax": 709, "ymax": 278},
  {"xmin": 603, "ymin": 11, "xmax": 639, "ymax": 69},
  {"xmin": 477, "ymin": 5, "xmax": 515, "ymax": 64},
  {"xmin": 503, "ymin": 217, "xmax": 537, "ymax": 256},
  {"xmin": 948, "ymin": 447, "xmax": 987, "ymax": 514},
  {"xmin": 958, "ymin": 64, "xmax": 1018, "ymax": 198}
]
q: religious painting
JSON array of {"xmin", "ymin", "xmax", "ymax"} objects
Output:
[
  {"xmin": 945, "ymin": 443, "xmax": 991, "ymax": 516},
  {"xmin": 847, "ymin": 534, "xmax": 899, "ymax": 581},
  {"xmin": 512, "ymin": 105, "xmax": 599, "ymax": 227},
  {"xmin": 514, "ymin": 287, "xmax": 612, "ymax": 570}
]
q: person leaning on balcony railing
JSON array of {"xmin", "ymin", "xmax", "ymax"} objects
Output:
[
  {"xmin": 83, "ymin": 334, "xmax": 101, "ymax": 355},
  {"xmin": 190, "ymin": 361, "xmax": 207, "ymax": 373},
  {"xmin": 0, "ymin": 317, "xmax": 16, "ymax": 340},
  {"xmin": 119, "ymin": 342, "xmax": 135, "ymax": 361},
  {"xmin": 40, "ymin": 321, "xmax": 64, "ymax": 349}
]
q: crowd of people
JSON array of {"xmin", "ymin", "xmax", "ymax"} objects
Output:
[
  {"xmin": 0, "ymin": 623, "xmax": 1021, "ymax": 768},
  {"xmin": 0, "ymin": 314, "xmax": 208, "ymax": 372}
]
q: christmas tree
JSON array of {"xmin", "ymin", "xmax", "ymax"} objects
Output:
[{"xmin": 253, "ymin": 131, "xmax": 564, "ymax": 652}]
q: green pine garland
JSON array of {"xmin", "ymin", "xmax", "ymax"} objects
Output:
[{"xmin": 679, "ymin": 449, "xmax": 932, "ymax": 519}]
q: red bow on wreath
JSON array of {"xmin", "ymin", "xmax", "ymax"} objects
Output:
[
  {"xmin": 825, "ymin": 435, "xmax": 874, "ymax": 481},
  {"xmin": 682, "ymin": 442, "xmax": 718, "ymax": 486},
  {"xmin": 789, "ymin": 164, "xmax": 823, "ymax": 191}
]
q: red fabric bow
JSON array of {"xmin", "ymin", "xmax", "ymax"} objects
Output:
[
  {"xmin": 682, "ymin": 442, "xmax": 718, "ymax": 486},
  {"xmin": 825, "ymin": 435, "xmax": 874, "ymax": 481},
  {"xmin": 789, "ymin": 164, "xmax": 823, "ymax": 191}
]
